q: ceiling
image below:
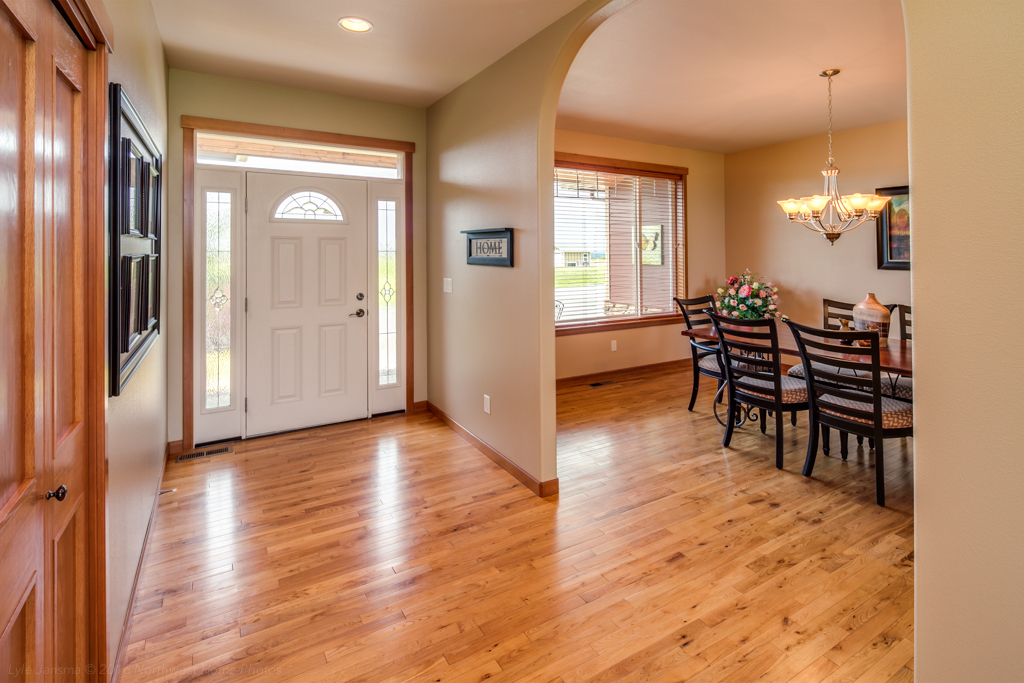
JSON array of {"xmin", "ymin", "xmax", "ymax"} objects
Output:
[
  {"xmin": 149, "ymin": 0, "xmax": 907, "ymax": 154},
  {"xmin": 149, "ymin": 0, "xmax": 588, "ymax": 108},
  {"xmin": 556, "ymin": 0, "xmax": 907, "ymax": 154}
]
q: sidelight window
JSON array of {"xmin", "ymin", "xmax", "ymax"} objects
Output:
[
  {"xmin": 204, "ymin": 191, "xmax": 232, "ymax": 409},
  {"xmin": 377, "ymin": 200, "xmax": 398, "ymax": 386}
]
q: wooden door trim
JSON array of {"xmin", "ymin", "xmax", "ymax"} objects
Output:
[
  {"xmin": 85, "ymin": 43, "xmax": 108, "ymax": 681},
  {"xmin": 181, "ymin": 118, "xmax": 416, "ymax": 450},
  {"xmin": 51, "ymin": 0, "xmax": 113, "ymax": 51},
  {"xmin": 181, "ymin": 116, "xmax": 416, "ymax": 154}
]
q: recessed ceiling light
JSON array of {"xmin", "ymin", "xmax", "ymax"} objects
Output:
[{"xmin": 338, "ymin": 16, "xmax": 373, "ymax": 33}]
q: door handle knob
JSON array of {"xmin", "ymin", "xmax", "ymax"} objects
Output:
[
  {"xmin": 349, "ymin": 309, "xmax": 365, "ymax": 318},
  {"xmin": 45, "ymin": 485, "xmax": 68, "ymax": 502}
]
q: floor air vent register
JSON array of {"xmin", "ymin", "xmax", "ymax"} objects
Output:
[{"xmin": 176, "ymin": 445, "xmax": 233, "ymax": 463}]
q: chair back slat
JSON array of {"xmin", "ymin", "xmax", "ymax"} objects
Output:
[
  {"xmin": 674, "ymin": 296, "xmax": 715, "ymax": 330},
  {"xmin": 898, "ymin": 304, "xmax": 912, "ymax": 341},
  {"xmin": 785, "ymin": 319, "xmax": 885, "ymax": 431},
  {"xmin": 708, "ymin": 311, "xmax": 789, "ymax": 409},
  {"xmin": 822, "ymin": 299, "xmax": 856, "ymax": 330}
]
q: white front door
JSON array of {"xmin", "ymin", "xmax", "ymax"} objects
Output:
[{"xmin": 245, "ymin": 172, "xmax": 369, "ymax": 436}]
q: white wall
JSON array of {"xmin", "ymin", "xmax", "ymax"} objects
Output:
[
  {"xmin": 104, "ymin": 0, "xmax": 168, "ymax": 663},
  {"xmin": 905, "ymin": 0, "xmax": 1024, "ymax": 679},
  {"xmin": 552, "ymin": 129, "xmax": 725, "ymax": 379},
  {"xmin": 426, "ymin": 0, "xmax": 631, "ymax": 485},
  {"xmin": 165, "ymin": 70, "xmax": 429, "ymax": 441}
]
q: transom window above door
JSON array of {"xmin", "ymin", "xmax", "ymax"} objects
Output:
[
  {"xmin": 196, "ymin": 131, "xmax": 403, "ymax": 179},
  {"xmin": 274, "ymin": 191, "xmax": 344, "ymax": 221}
]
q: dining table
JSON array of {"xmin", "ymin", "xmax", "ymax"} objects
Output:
[{"xmin": 681, "ymin": 324, "xmax": 913, "ymax": 377}]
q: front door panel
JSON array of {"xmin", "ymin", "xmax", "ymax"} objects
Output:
[{"xmin": 246, "ymin": 173, "xmax": 368, "ymax": 436}]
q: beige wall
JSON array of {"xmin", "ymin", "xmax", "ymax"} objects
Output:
[
  {"xmin": 427, "ymin": 0, "xmax": 630, "ymax": 483},
  {"xmin": 104, "ymin": 0, "xmax": 168, "ymax": 663},
  {"xmin": 905, "ymin": 0, "xmax": 1024, "ymax": 679},
  {"xmin": 725, "ymin": 120, "xmax": 910, "ymax": 330},
  {"xmin": 552, "ymin": 130, "xmax": 725, "ymax": 378},
  {"xmin": 165, "ymin": 70, "xmax": 429, "ymax": 441}
]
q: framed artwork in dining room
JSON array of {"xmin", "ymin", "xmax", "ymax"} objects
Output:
[
  {"xmin": 876, "ymin": 185, "xmax": 910, "ymax": 270},
  {"xmin": 110, "ymin": 83, "xmax": 163, "ymax": 395}
]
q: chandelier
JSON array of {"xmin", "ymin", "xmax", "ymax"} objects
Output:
[{"xmin": 776, "ymin": 69, "xmax": 891, "ymax": 244}]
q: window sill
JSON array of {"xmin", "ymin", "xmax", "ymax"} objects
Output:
[{"xmin": 555, "ymin": 314, "xmax": 685, "ymax": 337}]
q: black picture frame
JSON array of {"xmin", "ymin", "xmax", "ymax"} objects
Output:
[
  {"xmin": 110, "ymin": 83, "xmax": 162, "ymax": 395},
  {"xmin": 462, "ymin": 227, "xmax": 514, "ymax": 267},
  {"xmin": 876, "ymin": 185, "xmax": 910, "ymax": 271}
]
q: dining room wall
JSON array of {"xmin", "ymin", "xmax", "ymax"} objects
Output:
[
  {"xmin": 553, "ymin": 129, "xmax": 725, "ymax": 379},
  {"xmin": 724, "ymin": 119, "xmax": 910, "ymax": 331}
]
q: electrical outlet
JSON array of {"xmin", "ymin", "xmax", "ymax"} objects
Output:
[
  {"xmin": 611, "ymin": 340, "xmax": 617, "ymax": 351},
  {"xmin": 484, "ymin": 394, "xmax": 491, "ymax": 414},
  {"xmin": 443, "ymin": 277, "xmax": 453, "ymax": 293}
]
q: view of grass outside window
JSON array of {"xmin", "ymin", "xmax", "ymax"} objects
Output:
[
  {"xmin": 205, "ymin": 191, "xmax": 232, "ymax": 409},
  {"xmin": 554, "ymin": 165, "xmax": 684, "ymax": 325}
]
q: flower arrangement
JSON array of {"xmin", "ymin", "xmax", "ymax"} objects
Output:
[{"xmin": 714, "ymin": 270, "xmax": 780, "ymax": 319}]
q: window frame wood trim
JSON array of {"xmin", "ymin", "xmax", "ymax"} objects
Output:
[
  {"xmin": 554, "ymin": 152, "xmax": 687, "ymax": 180},
  {"xmin": 553, "ymin": 152, "xmax": 688, "ymax": 334},
  {"xmin": 555, "ymin": 314, "xmax": 685, "ymax": 337}
]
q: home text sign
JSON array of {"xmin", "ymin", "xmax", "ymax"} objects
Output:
[{"xmin": 462, "ymin": 228, "xmax": 514, "ymax": 267}]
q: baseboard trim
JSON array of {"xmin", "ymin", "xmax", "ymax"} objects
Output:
[
  {"xmin": 409, "ymin": 400, "xmax": 429, "ymax": 414},
  {"xmin": 166, "ymin": 440, "xmax": 183, "ymax": 461},
  {"xmin": 111, "ymin": 443, "xmax": 169, "ymax": 683},
  {"xmin": 556, "ymin": 359, "xmax": 692, "ymax": 389},
  {"xmin": 426, "ymin": 402, "xmax": 558, "ymax": 497}
]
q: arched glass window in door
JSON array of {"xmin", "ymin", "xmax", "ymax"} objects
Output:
[{"xmin": 274, "ymin": 191, "xmax": 344, "ymax": 221}]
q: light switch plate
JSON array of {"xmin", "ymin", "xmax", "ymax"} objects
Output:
[
  {"xmin": 484, "ymin": 394, "xmax": 490, "ymax": 414},
  {"xmin": 443, "ymin": 277, "xmax": 453, "ymax": 293}
]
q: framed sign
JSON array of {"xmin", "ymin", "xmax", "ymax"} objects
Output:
[
  {"xmin": 462, "ymin": 228, "xmax": 513, "ymax": 267},
  {"xmin": 876, "ymin": 185, "xmax": 910, "ymax": 271}
]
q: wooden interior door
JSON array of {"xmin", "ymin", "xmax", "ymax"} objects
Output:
[{"xmin": 0, "ymin": 0, "xmax": 98, "ymax": 679}]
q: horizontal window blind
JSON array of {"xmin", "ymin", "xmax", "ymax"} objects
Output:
[{"xmin": 554, "ymin": 166, "xmax": 684, "ymax": 325}]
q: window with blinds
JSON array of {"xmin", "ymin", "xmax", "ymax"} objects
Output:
[{"xmin": 554, "ymin": 164, "xmax": 685, "ymax": 325}]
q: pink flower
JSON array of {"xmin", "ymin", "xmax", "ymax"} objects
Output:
[
  {"xmin": 738, "ymin": 284, "xmax": 752, "ymax": 298},
  {"xmin": 728, "ymin": 276, "xmax": 738, "ymax": 286},
  {"xmin": 739, "ymin": 304, "xmax": 747, "ymax": 311},
  {"xmin": 730, "ymin": 299, "xmax": 737, "ymax": 306},
  {"xmin": 772, "ymin": 294, "xmax": 779, "ymax": 301},
  {"xmin": 759, "ymin": 290, "xmax": 767, "ymax": 298},
  {"xmin": 769, "ymin": 304, "xmax": 777, "ymax": 310},
  {"xmin": 731, "ymin": 311, "xmax": 739, "ymax": 317},
  {"xmin": 728, "ymin": 288, "xmax": 736, "ymax": 296}
]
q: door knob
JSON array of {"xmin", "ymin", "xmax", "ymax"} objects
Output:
[
  {"xmin": 349, "ymin": 309, "xmax": 365, "ymax": 318},
  {"xmin": 356, "ymin": 293, "xmax": 365, "ymax": 301},
  {"xmin": 45, "ymin": 485, "xmax": 68, "ymax": 502}
]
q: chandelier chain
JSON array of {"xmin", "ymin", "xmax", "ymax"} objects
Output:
[{"xmin": 827, "ymin": 73, "xmax": 834, "ymax": 166}]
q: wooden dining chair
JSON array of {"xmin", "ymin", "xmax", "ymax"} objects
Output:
[
  {"xmin": 786, "ymin": 319, "xmax": 913, "ymax": 506},
  {"xmin": 897, "ymin": 304, "xmax": 912, "ymax": 341},
  {"xmin": 674, "ymin": 296, "xmax": 723, "ymax": 411},
  {"xmin": 708, "ymin": 311, "xmax": 809, "ymax": 470}
]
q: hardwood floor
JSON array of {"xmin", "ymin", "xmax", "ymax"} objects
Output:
[{"xmin": 119, "ymin": 365, "xmax": 914, "ymax": 682}]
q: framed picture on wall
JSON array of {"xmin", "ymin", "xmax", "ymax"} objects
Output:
[
  {"xmin": 110, "ymin": 83, "xmax": 162, "ymax": 395},
  {"xmin": 640, "ymin": 225, "xmax": 663, "ymax": 265},
  {"xmin": 876, "ymin": 185, "xmax": 910, "ymax": 270}
]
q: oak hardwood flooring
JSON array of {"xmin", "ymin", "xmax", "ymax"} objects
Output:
[{"xmin": 118, "ymin": 365, "xmax": 913, "ymax": 682}]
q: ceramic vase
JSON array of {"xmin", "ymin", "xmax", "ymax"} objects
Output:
[{"xmin": 853, "ymin": 293, "xmax": 890, "ymax": 347}]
